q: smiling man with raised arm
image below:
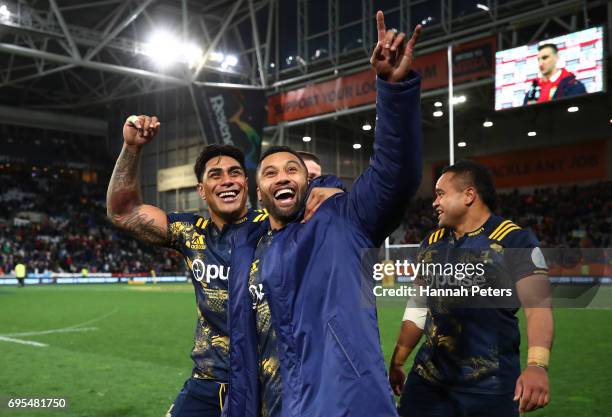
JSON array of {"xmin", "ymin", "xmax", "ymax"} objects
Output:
[{"xmin": 225, "ymin": 11, "xmax": 423, "ymax": 417}]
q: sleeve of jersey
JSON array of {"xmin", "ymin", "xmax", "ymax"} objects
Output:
[
  {"xmin": 166, "ymin": 212, "xmax": 192, "ymax": 250},
  {"xmin": 503, "ymin": 229, "xmax": 549, "ymax": 281},
  {"xmin": 342, "ymin": 73, "xmax": 423, "ymax": 246}
]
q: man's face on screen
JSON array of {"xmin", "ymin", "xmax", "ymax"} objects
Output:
[
  {"xmin": 197, "ymin": 155, "xmax": 248, "ymax": 221},
  {"xmin": 257, "ymin": 152, "xmax": 308, "ymax": 226},
  {"xmin": 538, "ymin": 47, "xmax": 558, "ymax": 78},
  {"xmin": 432, "ymin": 172, "xmax": 469, "ymax": 229}
]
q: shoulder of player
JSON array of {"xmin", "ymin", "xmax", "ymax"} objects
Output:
[
  {"xmin": 487, "ymin": 218, "xmax": 537, "ymax": 246},
  {"xmin": 167, "ymin": 212, "xmax": 209, "ymax": 229},
  {"xmin": 422, "ymin": 228, "xmax": 447, "ymax": 247}
]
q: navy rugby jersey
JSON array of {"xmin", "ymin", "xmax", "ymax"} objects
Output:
[
  {"xmin": 412, "ymin": 214, "xmax": 548, "ymax": 394},
  {"xmin": 248, "ymin": 229, "xmax": 282, "ymax": 417},
  {"xmin": 167, "ymin": 209, "xmax": 268, "ymax": 382}
]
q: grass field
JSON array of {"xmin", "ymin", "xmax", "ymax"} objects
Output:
[{"xmin": 0, "ymin": 283, "xmax": 611, "ymax": 417}]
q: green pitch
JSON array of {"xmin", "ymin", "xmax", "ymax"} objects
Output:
[{"xmin": 0, "ymin": 284, "xmax": 610, "ymax": 416}]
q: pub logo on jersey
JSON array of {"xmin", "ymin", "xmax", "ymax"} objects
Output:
[{"xmin": 190, "ymin": 259, "xmax": 229, "ymax": 283}]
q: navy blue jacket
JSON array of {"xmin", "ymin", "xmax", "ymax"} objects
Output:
[{"xmin": 226, "ymin": 74, "xmax": 423, "ymax": 417}]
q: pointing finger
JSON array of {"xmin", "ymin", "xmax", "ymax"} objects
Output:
[{"xmin": 376, "ymin": 10, "xmax": 386, "ymax": 43}]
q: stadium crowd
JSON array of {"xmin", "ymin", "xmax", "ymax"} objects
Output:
[
  {"xmin": 0, "ymin": 171, "xmax": 182, "ymax": 275},
  {"xmin": 0, "ymin": 169, "xmax": 609, "ymax": 275}
]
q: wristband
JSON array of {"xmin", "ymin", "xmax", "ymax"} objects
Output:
[{"xmin": 527, "ymin": 346, "xmax": 550, "ymax": 370}]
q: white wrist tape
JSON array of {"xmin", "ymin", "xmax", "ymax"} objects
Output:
[{"xmin": 402, "ymin": 307, "xmax": 427, "ymax": 330}]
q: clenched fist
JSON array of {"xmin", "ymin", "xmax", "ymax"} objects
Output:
[{"xmin": 123, "ymin": 115, "xmax": 161, "ymax": 147}]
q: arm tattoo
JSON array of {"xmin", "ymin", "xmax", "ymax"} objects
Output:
[
  {"xmin": 108, "ymin": 145, "xmax": 141, "ymax": 204},
  {"xmin": 113, "ymin": 210, "xmax": 169, "ymax": 246},
  {"xmin": 107, "ymin": 145, "xmax": 169, "ymax": 246}
]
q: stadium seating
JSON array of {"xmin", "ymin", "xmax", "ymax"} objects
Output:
[
  {"xmin": 0, "ymin": 171, "xmax": 182, "ymax": 275},
  {"xmin": 1, "ymin": 168, "xmax": 609, "ymax": 275}
]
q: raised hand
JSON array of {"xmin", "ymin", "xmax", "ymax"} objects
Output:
[
  {"xmin": 123, "ymin": 115, "xmax": 161, "ymax": 147},
  {"xmin": 370, "ymin": 11, "xmax": 421, "ymax": 83}
]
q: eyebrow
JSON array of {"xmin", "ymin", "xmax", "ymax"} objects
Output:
[{"xmin": 206, "ymin": 165, "xmax": 244, "ymax": 176}]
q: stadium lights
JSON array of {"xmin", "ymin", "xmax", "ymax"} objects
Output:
[
  {"xmin": 420, "ymin": 16, "xmax": 434, "ymax": 26},
  {"xmin": 209, "ymin": 52, "xmax": 225, "ymax": 63},
  {"xmin": 362, "ymin": 123, "xmax": 372, "ymax": 131},
  {"xmin": 142, "ymin": 30, "xmax": 203, "ymax": 68},
  {"xmin": 476, "ymin": 3, "xmax": 490, "ymax": 12},
  {"xmin": 434, "ymin": 101, "xmax": 443, "ymax": 107},
  {"xmin": 451, "ymin": 95, "xmax": 467, "ymax": 105},
  {"xmin": 567, "ymin": 106, "xmax": 579, "ymax": 113},
  {"xmin": 433, "ymin": 110, "xmax": 444, "ymax": 117},
  {"xmin": 302, "ymin": 136, "xmax": 312, "ymax": 142},
  {"xmin": 224, "ymin": 55, "xmax": 238, "ymax": 67},
  {"xmin": 527, "ymin": 131, "xmax": 537, "ymax": 137},
  {"xmin": 353, "ymin": 143, "xmax": 362, "ymax": 150},
  {"xmin": 0, "ymin": 4, "xmax": 10, "ymax": 18},
  {"xmin": 458, "ymin": 141, "xmax": 467, "ymax": 148},
  {"xmin": 483, "ymin": 119, "xmax": 493, "ymax": 127}
]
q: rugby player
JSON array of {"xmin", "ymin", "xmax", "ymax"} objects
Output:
[
  {"xmin": 390, "ymin": 160, "xmax": 554, "ymax": 417},
  {"xmin": 106, "ymin": 119, "xmax": 339, "ymax": 417},
  {"xmin": 225, "ymin": 11, "xmax": 423, "ymax": 417},
  {"xmin": 296, "ymin": 151, "xmax": 322, "ymax": 181}
]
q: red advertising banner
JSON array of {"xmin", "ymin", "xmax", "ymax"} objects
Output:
[
  {"xmin": 268, "ymin": 69, "xmax": 377, "ymax": 125},
  {"xmin": 268, "ymin": 36, "xmax": 496, "ymax": 125},
  {"xmin": 432, "ymin": 140, "xmax": 607, "ymax": 189}
]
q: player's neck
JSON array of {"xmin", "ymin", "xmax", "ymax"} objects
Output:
[
  {"xmin": 269, "ymin": 216, "xmax": 287, "ymax": 231},
  {"xmin": 209, "ymin": 208, "xmax": 248, "ymax": 230},
  {"xmin": 453, "ymin": 208, "xmax": 491, "ymax": 239}
]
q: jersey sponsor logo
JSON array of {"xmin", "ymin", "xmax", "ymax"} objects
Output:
[
  {"xmin": 186, "ymin": 232, "xmax": 206, "ymax": 250},
  {"xmin": 249, "ymin": 283, "xmax": 265, "ymax": 309},
  {"xmin": 191, "ymin": 259, "xmax": 229, "ymax": 283}
]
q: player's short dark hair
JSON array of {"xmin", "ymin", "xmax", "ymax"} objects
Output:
[
  {"xmin": 296, "ymin": 151, "xmax": 321, "ymax": 166},
  {"xmin": 194, "ymin": 144, "xmax": 246, "ymax": 182},
  {"xmin": 258, "ymin": 146, "xmax": 307, "ymax": 174},
  {"xmin": 441, "ymin": 160, "xmax": 498, "ymax": 212},
  {"xmin": 538, "ymin": 43, "xmax": 558, "ymax": 54}
]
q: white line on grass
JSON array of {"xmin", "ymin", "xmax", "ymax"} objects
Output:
[
  {"xmin": 2, "ymin": 327, "xmax": 98, "ymax": 337},
  {"xmin": 0, "ymin": 308, "xmax": 118, "ymax": 347},
  {"xmin": 0, "ymin": 336, "xmax": 48, "ymax": 347}
]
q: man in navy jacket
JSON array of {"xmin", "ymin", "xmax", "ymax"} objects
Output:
[{"xmin": 226, "ymin": 11, "xmax": 423, "ymax": 417}]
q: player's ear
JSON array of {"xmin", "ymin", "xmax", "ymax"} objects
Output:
[
  {"xmin": 464, "ymin": 186, "xmax": 476, "ymax": 206},
  {"xmin": 257, "ymin": 186, "xmax": 262, "ymax": 202},
  {"xmin": 197, "ymin": 182, "xmax": 206, "ymax": 200}
]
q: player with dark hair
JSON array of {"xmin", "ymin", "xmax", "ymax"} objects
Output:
[
  {"xmin": 296, "ymin": 151, "xmax": 322, "ymax": 181},
  {"xmin": 225, "ymin": 11, "xmax": 423, "ymax": 417},
  {"xmin": 106, "ymin": 119, "xmax": 339, "ymax": 417},
  {"xmin": 524, "ymin": 43, "xmax": 586, "ymax": 105},
  {"xmin": 390, "ymin": 160, "xmax": 554, "ymax": 417}
]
